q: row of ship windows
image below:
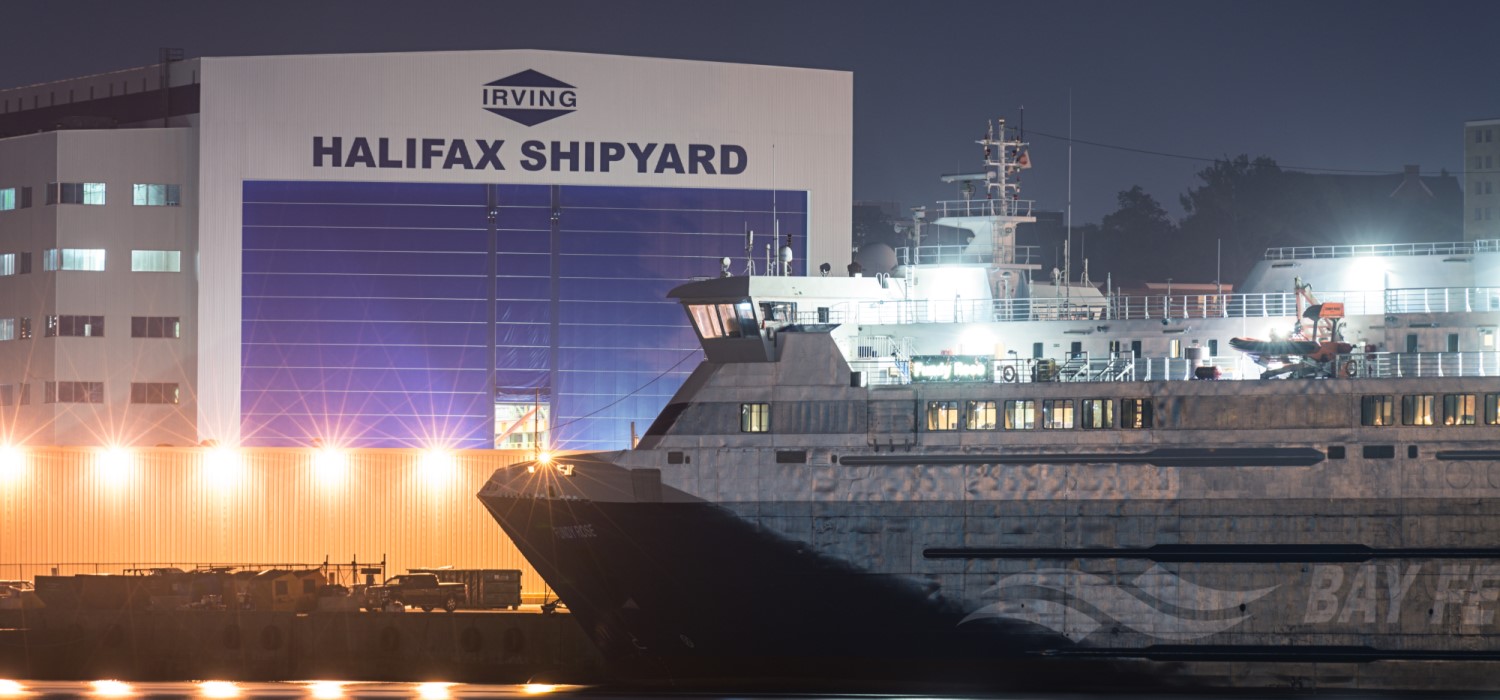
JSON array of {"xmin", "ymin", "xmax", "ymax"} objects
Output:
[
  {"xmin": 736, "ymin": 395, "xmax": 1500, "ymax": 433},
  {"xmin": 0, "ymin": 316, "xmax": 180, "ymax": 340},
  {"xmin": 0, "ymin": 184, "xmax": 181, "ymax": 210},
  {"xmin": 1359, "ymin": 394, "xmax": 1499, "ymax": 426},
  {"xmin": 0, "ymin": 382, "xmax": 180, "ymax": 406},
  {"xmin": 0, "ymin": 250, "xmax": 181, "ymax": 274},
  {"xmin": 737, "ymin": 399, "xmax": 1150, "ymax": 433}
]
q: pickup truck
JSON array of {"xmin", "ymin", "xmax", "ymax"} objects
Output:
[{"xmin": 366, "ymin": 574, "xmax": 466, "ymax": 612}]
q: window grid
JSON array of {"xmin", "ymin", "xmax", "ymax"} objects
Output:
[
  {"xmin": 1003, "ymin": 399, "xmax": 1035, "ymax": 430},
  {"xmin": 926, "ymin": 400, "xmax": 960, "ymax": 431},
  {"xmin": 1081, "ymin": 399, "xmax": 1113, "ymax": 429},
  {"xmin": 131, "ymin": 184, "xmax": 181, "ymax": 207},
  {"xmin": 131, "ymin": 250, "xmax": 181, "ymax": 272},
  {"xmin": 965, "ymin": 400, "xmax": 996, "ymax": 430},
  {"xmin": 1401, "ymin": 394, "xmax": 1435, "ymax": 426},
  {"xmin": 131, "ymin": 316, "xmax": 180, "ymax": 339},
  {"xmin": 740, "ymin": 402, "xmax": 769, "ymax": 433},
  {"xmin": 44, "ymin": 315, "xmax": 104, "ymax": 338},
  {"xmin": 1121, "ymin": 398, "xmax": 1153, "ymax": 429},
  {"xmin": 1362, "ymin": 395, "xmax": 1394, "ymax": 426},
  {"xmin": 1443, "ymin": 394, "xmax": 1476, "ymax": 426},
  {"xmin": 130, "ymin": 382, "xmax": 180, "ymax": 405},
  {"xmin": 45, "ymin": 381, "xmax": 103, "ymax": 404},
  {"xmin": 1043, "ymin": 399, "xmax": 1074, "ymax": 429},
  {"xmin": 43, "ymin": 248, "xmax": 106, "ymax": 272}
]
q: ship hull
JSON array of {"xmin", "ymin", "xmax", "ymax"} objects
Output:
[{"xmin": 479, "ymin": 465, "xmax": 1500, "ymax": 690}]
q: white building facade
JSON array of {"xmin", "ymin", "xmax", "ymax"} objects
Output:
[{"xmin": 0, "ymin": 51, "xmax": 853, "ymax": 449}]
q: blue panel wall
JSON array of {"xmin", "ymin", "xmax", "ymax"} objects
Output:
[{"xmin": 242, "ymin": 181, "xmax": 807, "ymax": 450}]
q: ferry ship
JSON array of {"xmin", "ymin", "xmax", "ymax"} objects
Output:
[{"xmin": 479, "ymin": 122, "xmax": 1500, "ymax": 690}]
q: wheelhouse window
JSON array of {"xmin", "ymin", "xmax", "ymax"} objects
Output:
[
  {"xmin": 688, "ymin": 301, "xmax": 757, "ymax": 339},
  {"xmin": 1003, "ymin": 399, "xmax": 1035, "ymax": 430},
  {"xmin": 1081, "ymin": 399, "xmax": 1113, "ymax": 429},
  {"xmin": 965, "ymin": 400, "xmax": 996, "ymax": 430},
  {"xmin": 44, "ymin": 315, "xmax": 104, "ymax": 337},
  {"xmin": 131, "ymin": 316, "xmax": 180, "ymax": 338},
  {"xmin": 1121, "ymin": 398, "xmax": 1153, "ymax": 429},
  {"xmin": 1043, "ymin": 399, "xmax": 1074, "ymax": 429},
  {"xmin": 1444, "ymin": 394, "xmax": 1476, "ymax": 426},
  {"xmin": 45, "ymin": 380, "xmax": 103, "ymax": 404},
  {"xmin": 926, "ymin": 400, "xmax": 960, "ymax": 431},
  {"xmin": 46, "ymin": 182, "xmax": 105, "ymax": 205},
  {"xmin": 1361, "ymin": 395, "xmax": 1393, "ymax": 426},
  {"xmin": 740, "ymin": 402, "xmax": 769, "ymax": 433},
  {"xmin": 1402, "ymin": 394, "xmax": 1435, "ymax": 426}
]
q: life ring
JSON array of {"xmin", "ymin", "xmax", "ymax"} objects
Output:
[
  {"xmin": 1340, "ymin": 360, "xmax": 1358, "ymax": 378},
  {"xmin": 1001, "ymin": 365, "xmax": 1018, "ymax": 383}
]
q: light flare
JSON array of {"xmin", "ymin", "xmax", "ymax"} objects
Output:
[
  {"xmin": 0, "ymin": 679, "xmax": 25, "ymax": 697},
  {"xmin": 98, "ymin": 447, "xmax": 135, "ymax": 486},
  {"xmin": 313, "ymin": 447, "xmax": 349, "ymax": 485},
  {"xmin": 415, "ymin": 682, "xmax": 454, "ymax": 699},
  {"xmin": 198, "ymin": 681, "xmax": 240, "ymax": 698},
  {"xmin": 306, "ymin": 681, "xmax": 344, "ymax": 699},
  {"xmin": 0, "ymin": 445, "xmax": 23, "ymax": 482},
  {"xmin": 90, "ymin": 680, "xmax": 133, "ymax": 697}
]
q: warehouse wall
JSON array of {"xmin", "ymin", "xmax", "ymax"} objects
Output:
[{"xmin": 0, "ymin": 446, "xmax": 547, "ymax": 595}]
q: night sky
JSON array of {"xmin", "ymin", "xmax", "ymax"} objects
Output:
[{"xmin": 4, "ymin": 0, "xmax": 1496, "ymax": 225}]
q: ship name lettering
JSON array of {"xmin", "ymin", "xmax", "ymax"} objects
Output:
[
  {"xmin": 555, "ymin": 523, "xmax": 597, "ymax": 540},
  {"xmin": 1430, "ymin": 564, "xmax": 1500, "ymax": 626},
  {"xmin": 1303, "ymin": 563, "xmax": 1421, "ymax": 625}
]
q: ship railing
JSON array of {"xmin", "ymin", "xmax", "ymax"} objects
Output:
[
  {"xmin": 1336, "ymin": 351, "xmax": 1500, "ymax": 379},
  {"xmin": 1384, "ymin": 287, "xmax": 1500, "ymax": 314},
  {"xmin": 894, "ymin": 245, "xmax": 1041, "ymax": 267},
  {"xmin": 934, "ymin": 198, "xmax": 1035, "ymax": 218},
  {"xmin": 1264, "ymin": 240, "xmax": 1500, "ymax": 260}
]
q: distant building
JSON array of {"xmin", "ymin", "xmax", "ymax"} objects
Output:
[{"xmin": 1466, "ymin": 118, "xmax": 1500, "ymax": 241}]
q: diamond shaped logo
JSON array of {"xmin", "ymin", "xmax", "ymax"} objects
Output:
[{"xmin": 480, "ymin": 70, "xmax": 577, "ymax": 126}]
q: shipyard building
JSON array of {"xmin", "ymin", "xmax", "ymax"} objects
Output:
[{"xmin": 0, "ymin": 50, "xmax": 853, "ymax": 450}]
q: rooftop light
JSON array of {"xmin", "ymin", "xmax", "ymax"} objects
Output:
[
  {"xmin": 419, "ymin": 448, "xmax": 457, "ymax": 487},
  {"xmin": 98, "ymin": 447, "xmax": 134, "ymax": 486},
  {"xmin": 0, "ymin": 446, "xmax": 23, "ymax": 482},
  {"xmin": 313, "ymin": 447, "xmax": 349, "ymax": 484},
  {"xmin": 203, "ymin": 447, "xmax": 243, "ymax": 489}
]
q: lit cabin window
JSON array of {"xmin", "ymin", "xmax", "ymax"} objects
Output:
[
  {"xmin": 740, "ymin": 402, "xmax": 769, "ymax": 433},
  {"xmin": 1121, "ymin": 398, "xmax": 1153, "ymax": 429},
  {"xmin": 1003, "ymin": 400, "xmax": 1035, "ymax": 430},
  {"xmin": 688, "ymin": 302, "xmax": 757, "ymax": 339},
  {"xmin": 1443, "ymin": 394, "xmax": 1476, "ymax": 425},
  {"xmin": 1043, "ymin": 399, "xmax": 1074, "ymax": 429},
  {"xmin": 926, "ymin": 400, "xmax": 960, "ymax": 431},
  {"xmin": 1487, "ymin": 394, "xmax": 1500, "ymax": 425},
  {"xmin": 1081, "ymin": 399, "xmax": 1113, "ymax": 429},
  {"xmin": 965, "ymin": 400, "xmax": 996, "ymax": 430},
  {"xmin": 1361, "ymin": 395, "xmax": 1393, "ymax": 426},
  {"xmin": 1402, "ymin": 395, "xmax": 1435, "ymax": 426}
]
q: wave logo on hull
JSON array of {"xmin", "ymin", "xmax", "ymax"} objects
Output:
[
  {"xmin": 961, "ymin": 565, "xmax": 1277, "ymax": 642},
  {"xmin": 481, "ymin": 70, "xmax": 577, "ymax": 126}
]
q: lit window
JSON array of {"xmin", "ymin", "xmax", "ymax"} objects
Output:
[
  {"xmin": 131, "ymin": 249, "xmax": 181, "ymax": 272},
  {"xmin": 1486, "ymin": 394, "xmax": 1500, "ymax": 425},
  {"xmin": 130, "ymin": 382, "xmax": 179, "ymax": 405},
  {"xmin": 0, "ymin": 318, "xmax": 13, "ymax": 341},
  {"xmin": 926, "ymin": 400, "xmax": 960, "ymax": 431},
  {"xmin": 43, "ymin": 248, "xmax": 105, "ymax": 271},
  {"xmin": 131, "ymin": 316, "xmax": 180, "ymax": 338},
  {"xmin": 1361, "ymin": 395, "xmax": 1393, "ymax": 426},
  {"xmin": 1401, "ymin": 394, "xmax": 1435, "ymax": 426},
  {"xmin": 965, "ymin": 400, "xmax": 996, "ymax": 430},
  {"xmin": 44, "ymin": 315, "xmax": 104, "ymax": 337},
  {"xmin": 740, "ymin": 402, "xmax": 769, "ymax": 433},
  {"xmin": 1043, "ymin": 399, "xmax": 1074, "ymax": 429},
  {"xmin": 46, "ymin": 182, "xmax": 106, "ymax": 205},
  {"xmin": 0, "ymin": 253, "xmax": 13, "ymax": 276},
  {"xmin": 689, "ymin": 302, "xmax": 755, "ymax": 339},
  {"xmin": 1003, "ymin": 400, "xmax": 1035, "ymax": 430},
  {"xmin": 131, "ymin": 183, "xmax": 180, "ymax": 206},
  {"xmin": 18, "ymin": 317, "xmax": 31, "ymax": 339},
  {"xmin": 45, "ymin": 380, "xmax": 103, "ymax": 403},
  {"xmin": 1168, "ymin": 339, "xmax": 1181, "ymax": 358},
  {"xmin": 1443, "ymin": 394, "xmax": 1476, "ymax": 426},
  {"xmin": 1081, "ymin": 399, "xmax": 1113, "ymax": 429},
  {"xmin": 1121, "ymin": 398, "xmax": 1153, "ymax": 429},
  {"xmin": 0, "ymin": 188, "xmax": 13, "ymax": 211}
]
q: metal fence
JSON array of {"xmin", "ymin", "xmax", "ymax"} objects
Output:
[
  {"xmin": 1264, "ymin": 240, "xmax": 1500, "ymax": 260},
  {"xmin": 933, "ymin": 198, "xmax": 1035, "ymax": 218}
]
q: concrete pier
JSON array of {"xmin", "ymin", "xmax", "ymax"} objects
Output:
[{"xmin": 0, "ymin": 609, "xmax": 602, "ymax": 683}]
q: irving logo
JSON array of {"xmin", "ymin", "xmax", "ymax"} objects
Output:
[{"xmin": 481, "ymin": 70, "xmax": 578, "ymax": 126}]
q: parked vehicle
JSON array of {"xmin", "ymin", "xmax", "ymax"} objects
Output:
[
  {"xmin": 410, "ymin": 568, "xmax": 522, "ymax": 610},
  {"xmin": 365, "ymin": 573, "xmax": 465, "ymax": 612}
]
